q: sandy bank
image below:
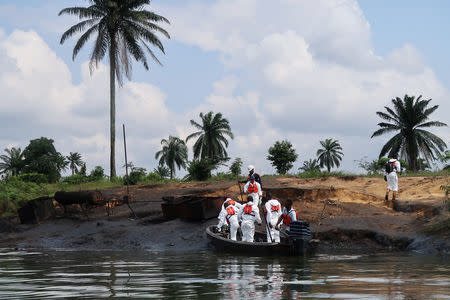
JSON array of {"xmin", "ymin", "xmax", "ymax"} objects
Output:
[{"xmin": 1, "ymin": 176, "xmax": 448, "ymax": 254}]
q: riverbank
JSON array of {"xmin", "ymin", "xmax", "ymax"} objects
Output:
[{"xmin": 0, "ymin": 176, "xmax": 448, "ymax": 254}]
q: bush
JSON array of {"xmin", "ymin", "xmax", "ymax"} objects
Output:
[
  {"xmin": 89, "ymin": 166, "xmax": 105, "ymax": 181},
  {"xmin": 124, "ymin": 169, "xmax": 147, "ymax": 185},
  {"xmin": 63, "ymin": 174, "xmax": 89, "ymax": 185},
  {"xmin": 0, "ymin": 177, "xmax": 47, "ymax": 216},
  {"xmin": 147, "ymin": 172, "xmax": 163, "ymax": 181},
  {"xmin": 16, "ymin": 173, "xmax": 48, "ymax": 184},
  {"xmin": 229, "ymin": 158, "xmax": 243, "ymax": 177},
  {"xmin": 185, "ymin": 159, "xmax": 215, "ymax": 181}
]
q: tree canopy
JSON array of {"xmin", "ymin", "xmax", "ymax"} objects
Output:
[
  {"xmin": 371, "ymin": 94, "xmax": 447, "ymax": 171},
  {"xmin": 316, "ymin": 139, "xmax": 343, "ymax": 172},
  {"xmin": 155, "ymin": 136, "xmax": 188, "ymax": 179},
  {"xmin": 59, "ymin": 0, "xmax": 170, "ymax": 178},
  {"xmin": 267, "ymin": 140, "xmax": 298, "ymax": 174}
]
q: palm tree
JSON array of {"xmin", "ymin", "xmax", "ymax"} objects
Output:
[
  {"xmin": 316, "ymin": 139, "xmax": 344, "ymax": 172},
  {"xmin": 59, "ymin": 0, "xmax": 170, "ymax": 179},
  {"xmin": 66, "ymin": 152, "xmax": 83, "ymax": 175},
  {"xmin": 155, "ymin": 136, "xmax": 188, "ymax": 179},
  {"xmin": 154, "ymin": 165, "xmax": 170, "ymax": 179},
  {"xmin": 186, "ymin": 111, "xmax": 234, "ymax": 161},
  {"xmin": 371, "ymin": 95, "xmax": 447, "ymax": 171},
  {"xmin": 0, "ymin": 147, "xmax": 24, "ymax": 176},
  {"xmin": 299, "ymin": 158, "xmax": 320, "ymax": 172}
]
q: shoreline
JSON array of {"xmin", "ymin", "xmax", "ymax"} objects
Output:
[{"xmin": 1, "ymin": 176, "xmax": 448, "ymax": 255}]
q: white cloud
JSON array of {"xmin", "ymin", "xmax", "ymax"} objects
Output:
[{"xmin": 0, "ymin": 29, "xmax": 177, "ymax": 175}]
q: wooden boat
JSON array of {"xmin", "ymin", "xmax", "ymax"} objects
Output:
[{"xmin": 206, "ymin": 222, "xmax": 316, "ymax": 256}]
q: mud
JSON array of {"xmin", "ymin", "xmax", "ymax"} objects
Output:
[{"xmin": 0, "ymin": 176, "xmax": 448, "ymax": 254}]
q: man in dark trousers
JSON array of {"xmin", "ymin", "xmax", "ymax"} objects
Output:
[{"xmin": 245, "ymin": 165, "xmax": 262, "ymax": 188}]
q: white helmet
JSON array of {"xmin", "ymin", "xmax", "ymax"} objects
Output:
[{"xmin": 247, "ymin": 165, "xmax": 255, "ymax": 172}]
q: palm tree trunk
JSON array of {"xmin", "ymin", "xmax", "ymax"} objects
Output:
[{"xmin": 109, "ymin": 44, "xmax": 117, "ymax": 179}]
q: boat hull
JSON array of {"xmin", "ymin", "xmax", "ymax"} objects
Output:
[{"xmin": 206, "ymin": 225, "xmax": 313, "ymax": 256}]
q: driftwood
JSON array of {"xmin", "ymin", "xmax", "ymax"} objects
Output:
[{"xmin": 54, "ymin": 191, "xmax": 105, "ymax": 206}]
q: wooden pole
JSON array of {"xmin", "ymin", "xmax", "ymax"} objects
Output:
[{"xmin": 123, "ymin": 124, "xmax": 138, "ymax": 219}]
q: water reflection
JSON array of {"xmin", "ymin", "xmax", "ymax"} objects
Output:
[{"xmin": 0, "ymin": 249, "xmax": 448, "ymax": 299}]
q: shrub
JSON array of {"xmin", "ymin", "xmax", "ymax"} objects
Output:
[
  {"xmin": 89, "ymin": 166, "xmax": 105, "ymax": 181},
  {"xmin": 147, "ymin": 172, "xmax": 163, "ymax": 181},
  {"xmin": 63, "ymin": 174, "xmax": 89, "ymax": 185},
  {"xmin": 124, "ymin": 168, "xmax": 147, "ymax": 185},
  {"xmin": 16, "ymin": 173, "xmax": 48, "ymax": 184},
  {"xmin": 229, "ymin": 157, "xmax": 243, "ymax": 177},
  {"xmin": 185, "ymin": 159, "xmax": 215, "ymax": 181}
]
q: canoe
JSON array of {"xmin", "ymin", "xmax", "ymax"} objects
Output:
[{"xmin": 206, "ymin": 223, "xmax": 315, "ymax": 256}]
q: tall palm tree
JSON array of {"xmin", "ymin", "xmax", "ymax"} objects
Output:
[
  {"xmin": 371, "ymin": 94, "xmax": 447, "ymax": 171},
  {"xmin": 66, "ymin": 152, "xmax": 83, "ymax": 175},
  {"xmin": 155, "ymin": 136, "xmax": 188, "ymax": 179},
  {"xmin": 186, "ymin": 111, "xmax": 234, "ymax": 161},
  {"xmin": 0, "ymin": 147, "xmax": 24, "ymax": 176},
  {"xmin": 59, "ymin": 0, "xmax": 170, "ymax": 179},
  {"xmin": 316, "ymin": 139, "xmax": 344, "ymax": 172}
]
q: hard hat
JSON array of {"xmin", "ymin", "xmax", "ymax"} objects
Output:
[{"xmin": 247, "ymin": 165, "xmax": 254, "ymax": 172}]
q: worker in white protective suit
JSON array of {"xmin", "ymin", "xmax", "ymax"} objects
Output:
[
  {"xmin": 263, "ymin": 192, "xmax": 282, "ymax": 243},
  {"xmin": 217, "ymin": 202, "xmax": 240, "ymax": 241},
  {"xmin": 244, "ymin": 175, "xmax": 262, "ymax": 206},
  {"xmin": 218, "ymin": 196, "xmax": 243, "ymax": 219},
  {"xmin": 237, "ymin": 195, "xmax": 262, "ymax": 242},
  {"xmin": 385, "ymin": 153, "xmax": 401, "ymax": 201},
  {"xmin": 276, "ymin": 199, "xmax": 298, "ymax": 233}
]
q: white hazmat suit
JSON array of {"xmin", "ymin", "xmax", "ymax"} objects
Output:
[
  {"xmin": 244, "ymin": 181, "xmax": 262, "ymax": 206},
  {"xmin": 265, "ymin": 199, "xmax": 282, "ymax": 243},
  {"xmin": 238, "ymin": 202, "xmax": 262, "ymax": 242},
  {"xmin": 385, "ymin": 159, "xmax": 401, "ymax": 192},
  {"xmin": 218, "ymin": 198, "xmax": 243, "ymax": 220},
  {"xmin": 217, "ymin": 205, "xmax": 240, "ymax": 241}
]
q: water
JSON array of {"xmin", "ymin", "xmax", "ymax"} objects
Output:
[{"xmin": 0, "ymin": 249, "xmax": 448, "ymax": 299}]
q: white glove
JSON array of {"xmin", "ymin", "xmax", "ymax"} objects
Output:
[{"xmin": 217, "ymin": 227, "xmax": 222, "ymax": 233}]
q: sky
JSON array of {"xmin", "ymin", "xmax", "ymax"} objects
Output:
[{"xmin": 0, "ymin": 0, "xmax": 449, "ymax": 177}]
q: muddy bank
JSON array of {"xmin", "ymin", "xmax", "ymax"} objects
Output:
[{"xmin": 1, "ymin": 176, "xmax": 448, "ymax": 254}]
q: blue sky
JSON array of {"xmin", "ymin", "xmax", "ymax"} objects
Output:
[{"xmin": 0, "ymin": 0, "xmax": 448, "ymax": 176}]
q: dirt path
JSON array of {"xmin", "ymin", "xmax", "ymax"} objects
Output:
[{"xmin": 1, "ymin": 176, "xmax": 448, "ymax": 254}]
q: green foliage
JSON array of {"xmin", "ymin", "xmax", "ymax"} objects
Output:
[
  {"xmin": 354, "ymin": 156, "xmax": 380, "ymax": 175},
  {"xmin": 377, "ymin": 157, "xmax": 408, "ymax": 172},
  {"xmin": 316, "ymin": 138, "xmax": 343, "ymax": 172},
  {"xmin": 63, "ymin": 174, "xmax": 90, "ymax": 185},
  {"xmin": 371, "ymin": 94, "xmax": 447, "ymax": 171},
  {"xmin": 184, "ymin": 159, "xmax": 216, "ymax": 181},
  {"xmin": 89, "ymin": 166, "xmax": 105, "ymax": 181},
  {"xmin": 186, "ymin": 111, "xmax": 234, "ymax": 161},
  {"xmin": 437, "ymin": 150, "xmax": 450, "ymax": 170},
  {"xmin": 22, "ymin": 137, "xmax": 67, "ymax": 183},
  {"xmin": 79, "ymin": 163, "xmax": 87, "ymax": 176},
  {"xmin": 59, "ymin": 0, "xmax": 170, "ymax": 178},
  {"xmin": 66, "ymin": 152, "xmax": 83, "ymax": 175},
  {"xmin": 267, "ymin": 140, "xmax": 298, "ymax": 175},
  {"xmin": 147, "ymin": 172, "xmax": 163, "ymax": 181},
  {"xmin": 0, "ymin": 177, "xmax": 48, "ymax": 216},
  {"xmin": 154, "ymin": 165, "xmax": 170, "ymax": 179},
  {"xmin": 155, "ymin": 136, "xmax": 188, "ymax": 179},
  {"xmin": 229, "ymin": 157, "xmax": 243, "ymax": 177},
  {"xmin": 0, "ymin": 147, "xmax": 24, "ymax": 176},
  {"xmin": 124, "ymin": 167, "xmax": 147, "ymax": 185},
  {"xmin": 299, "ymin": 159, "xmax": 320, "ymax": 172},
  {"xmin": 16, "ymin": 173, "xmax": 48, "ymax": 184}
]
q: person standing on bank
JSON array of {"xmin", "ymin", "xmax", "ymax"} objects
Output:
[
  {"xmin": 246, "ymin": 165, "xmax": 262, "ymax": 187},
  {"xmin": 244, "ymin": 175, "xmax": 262, "ymax": 206},
  {"xmin": 263, "ymin": 192, "xmax": 282, "ymax": 243},
  {"xmin": 385, "ymin": 154, "xmax": 401, "ymax": 201}
]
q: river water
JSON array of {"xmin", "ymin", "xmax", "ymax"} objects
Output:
[{"xmin": 0, "ymin": 249, "xmax": 448, "ymax": 299}]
